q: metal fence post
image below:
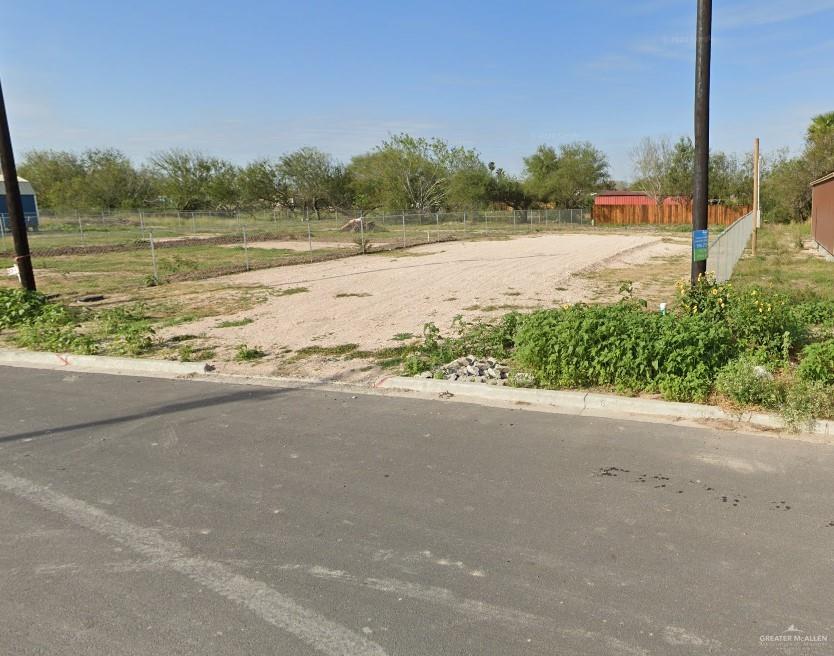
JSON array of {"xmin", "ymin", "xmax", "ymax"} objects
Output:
[
  {"xmin": 0, "ymin": 215, "xmax": 6, "ymax": 251},
  {"xmin": 149, "ymin": 232, "xmax": 158, "ymax": 285},
  {"xmin": 402, "ymin": 212, "xmax": 406, "ymax": 247},
  {"xmin": 436, "ymin": 212, "xmax": 439, "ymax": 241},
  {"xmin": 242, "ymin": 225, "xmax": 250, "ymax": 271},
  {"xmin": 307, "ymin": 219, "xmax": 313, "ymax": 262},
  {"xmin": 360, "ymin": 216, "xmax": 365, "ymax": 253},
  {"xmin": 139, "ymin": 210, "xmax": 145, "ymax": 240},
  {"xmin": 78, "ymin": 214, "xmax": 85, "ymax": 244}
]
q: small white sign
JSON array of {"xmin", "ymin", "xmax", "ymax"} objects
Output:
[{"xmin": 6, "ymin": 265, "xmax": 19, "ymax": 279}]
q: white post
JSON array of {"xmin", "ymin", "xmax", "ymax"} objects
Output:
[
  {"xmin": 78, "ymin": 214, "xmax": 85, "ymax": 243},
  {"xmin": 360, "ymin": 216, "xmax": 365, "ymax": 253},
  {"xmin": 402, "ymin": 212, "xmax": 406, "ymax": 247},
  {"xmin": 307, "ymin": 219, "xmax": 313, "ymax": 263}
]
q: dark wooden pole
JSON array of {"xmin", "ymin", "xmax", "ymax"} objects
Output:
[
  {"xmin": 0, "ymin": 78, "xmax": 36, "ymax": 291},
  {"xmin": 691, "ymin": 0, "xmax": 712, "ymax": 285}
]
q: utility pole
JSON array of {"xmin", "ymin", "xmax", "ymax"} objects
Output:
[
  {"xmin": 0, "ymin": 79, "xmax": 35, "ymax": 291},
  {"xmin": 691, "ymin": 0, "xmax": 712, "ymax": 285},
  {"xmin": 752, "ymin": 137, "xmax": 760, "ymax": 256}
]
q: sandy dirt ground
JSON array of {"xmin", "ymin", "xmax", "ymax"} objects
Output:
[{"xmin": 165, "ymin": 233, "xmax": 687, "ymax": 381}]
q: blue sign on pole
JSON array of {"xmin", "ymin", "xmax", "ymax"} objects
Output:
[{"xmin": 692, "ymin": 229, "xmax": 709, "ymax": 262}]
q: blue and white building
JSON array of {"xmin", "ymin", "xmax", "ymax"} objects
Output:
[{"xmin": 0, "ymin": 176, "xmax": 39, "ymax": 232}]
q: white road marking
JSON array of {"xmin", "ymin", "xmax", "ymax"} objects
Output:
[
  {"xmin": 0, "ymin": 470, "xmax": 388, "ymax": 656},
  {"xmin": 286, "ymin": 564, "xmax": 649, "ymax": 655},
  {"xmin": 663, "ymin": 626, "xmax": 724, "ymax": 649}
]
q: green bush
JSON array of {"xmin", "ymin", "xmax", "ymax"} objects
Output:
[
  {"xmin": 0, "ymin": 289, "xmax": 48, "ymax": 329},
  {"xmin": 13, "ymin": 304, "xmax": 98, "ymax": 354},
  {"xmin": 400, "ymin": 276, "xmax": 834, "ymax": 424},
  {"xmin": 403, "ymin": 313, "xmax": 522, "ymax": 375},
  {"xmin": 797, "ymin": 339, "xmax": 834, "ymax": 385},
  {"xmin": 677, "ymin": 276, "xmax": 805, "ymax": 359},
  {"xmin": 96, "ymin": 305, "xmax": 155, "ymax": 355},
  {"xmin": 715, "ymin": 357, "xmax": 782, "ymax": 408},
  {"xmin": 781, "ymin": 379, "xmax": 834, "ymax": 432},
  {"xmin": 793, "ymin": 300, "xmax": 834, "ymax": 327},
  {"xmin": 515, "ymin": 303, "xmax": 735, "ymax": 402}
]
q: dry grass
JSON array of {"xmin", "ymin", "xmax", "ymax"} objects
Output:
[{"xmin": 577, "ymin": 236, "xmax": 690, "ymax": 306}]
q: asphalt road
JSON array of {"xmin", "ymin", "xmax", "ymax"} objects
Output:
[{"xmin": 1, "ymin": 366, "xmax": 832, "ymax": 656}]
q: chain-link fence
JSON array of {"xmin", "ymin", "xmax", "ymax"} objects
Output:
[
  {"xmin": 706, "ymin": 210, "xmax": 754, "ymax": 282},
  {"xmin": 0, "ymin": 208, "xmax": 592, "ymax": 290},
  {"xmin": 2, "ymin": 207, "xmax": 591, "ymax": 251}
]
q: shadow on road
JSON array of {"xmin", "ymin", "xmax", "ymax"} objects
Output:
[{"xmin": 0, "ymin": 385, "xmax": 294, "ymax": 444}]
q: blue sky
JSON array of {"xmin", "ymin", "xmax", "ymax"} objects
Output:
[{"xmin": 3, "ymin": 0, "xmax": 833, "ymax": 180}]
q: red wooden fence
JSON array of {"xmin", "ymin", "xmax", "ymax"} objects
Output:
[{"xmin": 592, "ymin": 204, "xmax": 750, "ymax": 226}]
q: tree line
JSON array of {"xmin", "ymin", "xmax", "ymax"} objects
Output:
[
  {"xmin": 629, "ymin": 112, "xmax": 834, "ymax": 221},
  {"xmin": 762, "ymin": 112, "xmax": 834, "ymax": 221},
  {"xmin": 18, "ymin": 112, "xmax": 833, "ymax": 220},
  {"xmin": 19, "ymin": 135, "xmax": 611, "ymax": 215}
]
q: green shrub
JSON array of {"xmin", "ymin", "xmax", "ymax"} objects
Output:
[
  {"xmin": 677, "ymin": 276, "xmax": 805, "ymax": 359},
  {"xmin": 515, "ymin": 303, "xmax": 736, "ymax": 402},
  {"xmin": 781, "ymin": 379, "xmax": 834, "ymax": 432},
  {"xmin": 96, "ymin": 305, "xmax": 155, "ymax": 355},
  {"xmin": 403, "ymin": 314, "xmax": 522, "ymax": 375},
  {"xmin": 797, "ymin": 339, "xmax": 834, "ymax": 385},
  {"xmin": 400, "ymin": 276, "xmax": 834, "ymax": 414},
  {"xmin": 13, "ymin": 304, "xmax": 98, "ymax": 354},
  {"xmin": 178, "ymin": 344, "xmax": 214, "ymax": 362},
  {"xmin": 515, "ymin": 303, "xmax": 661, "ymax": 393},
  {"xmin": 0, "ymin": 289, "xmax": 48, "ymax": 328},
  {"xmin": 235, "ymin": 343, "xmax": 266, "ymax": 361},
  {"xmin": 453, "ymin": 312, "xmax": 522, "ymax": 360},
  {"xmin": 403, "ymin": 323, "xmax": 460, "ymax": 375},
  {"xmin": 2, "ymin": 292, "xmax": 157, "ymax": 357},
  {"xmin": 715, "ymin": 356, "xmax": 782, "ymax": 408},
  {"xmin": 793, "ymin": 300, "xmax": 834, "ymax": 327},
  {"xmin": 652, "ymin": 312, "xmax": 738, "ymax": 402}
]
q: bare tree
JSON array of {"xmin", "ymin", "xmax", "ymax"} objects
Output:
[{"xmin": 631, "ymin": 137, "xmax": 674, "ymax": 218}]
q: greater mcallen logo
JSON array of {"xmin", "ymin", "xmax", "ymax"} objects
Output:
[{"xmin": 760, "ymin": 625, "xmax": 829, "ymax": 648}]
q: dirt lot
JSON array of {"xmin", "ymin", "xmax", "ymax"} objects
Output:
[{"xmin": 164, "ymin": 233, "xmax": 689, "ymax": 380}]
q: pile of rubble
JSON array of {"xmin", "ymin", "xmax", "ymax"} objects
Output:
[{"xmin": 419, "ymin": 355, "xmax": 510, "ymax": 385}]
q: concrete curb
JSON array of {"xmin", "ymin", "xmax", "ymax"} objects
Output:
[
  {"xmin": 3, "ymin": 349, "xmax": 832, "ymax": 442},
  {"xmin": 376, "ymin": 376, "xmax": 834, "ymax": 438},
  {"xmin": 0, "ymin": 349, "xmax": 211, "ymax": 377}
]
